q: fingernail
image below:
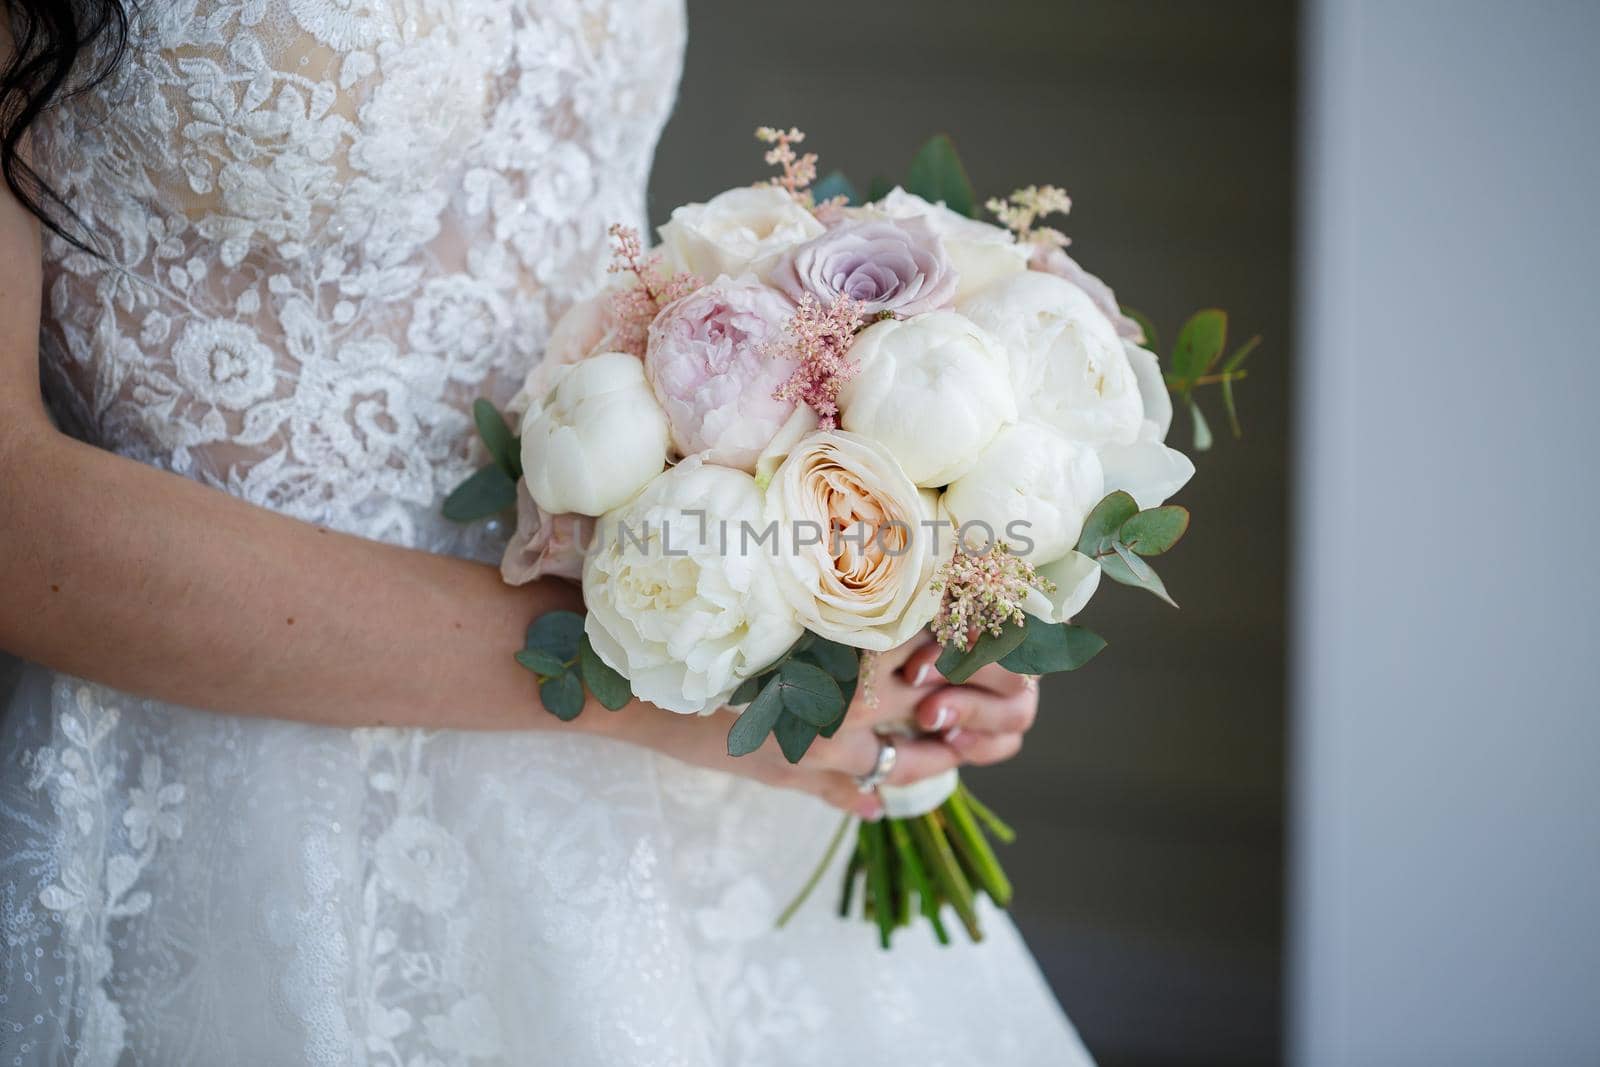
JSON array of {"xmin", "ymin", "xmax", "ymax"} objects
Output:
[
  {"xmin": 927, "ymin": 705, "xmax": 951, "ymax": 731},
  {"xmin": 944, "ymin": 726, "xmax": 964, "ymax": 744},
  {"xmin": 861, "ymin": 799, "xmax": 885, "ymax": 822},
  {"xmin": 911, "ymin": 663, "xmax": 932, "ymax": 686}
]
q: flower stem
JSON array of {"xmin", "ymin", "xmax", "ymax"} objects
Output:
[
  {"xmin": 908, "ymin": 813, "xmax": 982, "ymax": 941},
  {"xmin": 776, "ymin": 812, "xmax": 854, "ymax": 929},
  {"xmin": 941, "ymin": 794, "xmax": 1013, "ymax": 907},
  {"xmin": 958, "ymin": 782, "xmax": 1017, "ymax": 844},
  {"xmin": 861, "ymin": 821, "xmax": 896, "ymax": 949},
  {"xmin": 888, "ymin": 817, "xmax": 950, "ymax": 945}
]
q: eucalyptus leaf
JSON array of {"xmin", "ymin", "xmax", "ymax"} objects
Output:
[
  {"xmin": 1123, "ymin": 307, "xmax": 1160, "ymax": 353},
  {"xmin": 774, "ymin": 711, "xmax": 821, "ymax": 764},
  {"xmin": 1222, "ymin": 334, "xmax": 1261, "ymax": 374},
  {"xmin": 526, "ymin": 610, "xmax": 584, "ymax": 661},
  {"xmin": 539, "ymin": 671, "xmax": 585, "ymax": 721},
  {"xmin": 1119, "ymin": 506, "xmax": 1191, "ymax": 556},
  {"xmin": 473, "ymin": 398, "xmax": 520, "ymax": 479},
  {"xmin": 578, "ymin": 635, "xmax": 631, "ymax": 710},
  {"xmin": 801, "ymin": 638, "xmax": 859, "ymax": 682},
  {"xmin": 998, "ymin": 621, "xmax": 1107, "ymax": 674},
  {"xmin": 905, "ymin": 134, "xmax": 976, "ymax": 218},
  {"xmin": 936, "ymin": 622, "xmax": 1030, "ymax": 685},
  {"xmin": 1171, "ymin": 308, "xmax": 1228, "ymax": 383},
  {"xmin": 777, "ymin": 660, "xmax": 845, "ymax": 727},
  {"xmin": 1076, "ymin": 491, "xmax": 1140, "ymax": 557},
  {"xmin": 730, "ymin": 675, "xmax": 764, "ymax": 706},
  {"xmin": 1190, "ymin": 399, "xmax": 1214, "ymax": 452},
  {"xmin": 727, "ymin": 677, "xmax": 784, "ymax": 757},
  {"xmin": 811, "ymin": 170, "xmax": 859, "ymax": 206},
  {"xmin": 441, "ymin": 464, "xmax": 516, "ymax": 523},
  {"xmin": 1099, "ymin": 550, "xmax": 1178, "ymax": 607},
  {"xmin": 514, "ymin": 647, "xmax": 566, "ymax": 677}
]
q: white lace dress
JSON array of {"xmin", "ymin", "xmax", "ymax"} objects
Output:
[{"xmin": 0, "ymin": 0, "xmax": 1094, "ymax": 1062}]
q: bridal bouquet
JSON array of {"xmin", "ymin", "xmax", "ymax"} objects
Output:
[{"xmin": 445, "ymin": 128, "xmax": 1257, "ymax": 947}]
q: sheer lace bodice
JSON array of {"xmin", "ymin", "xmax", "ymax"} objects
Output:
[
  {"xmin": 35, "ymin": 0, "xmax": 682, "ymax": 546},
  {"xmin": 2, "ymin": 2, "xmax": 1094, "ymax": 1063}
]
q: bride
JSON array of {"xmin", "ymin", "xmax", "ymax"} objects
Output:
[{"xmin": 0, "ymin": 0, "xmax": 1094, "ymax": 1062}]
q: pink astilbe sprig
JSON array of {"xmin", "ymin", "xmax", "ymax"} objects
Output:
[
  {"xmin": 985, "ymin": 184, "xmax": 1074, "ymax": 251},
  {"xmin": 768, "ymin": 293, "xmax": 867, "ymax": 428},
  {"xmin": 605, "ymin": 223, "xmax": 700, "ymax": 357},
  {"xmin": 930, "ymin": 543, "xmax": 1057, "ymax": 652},
  {"xmin": 756, "ymin": 126, "xmax": 819, "ymax": 205}
]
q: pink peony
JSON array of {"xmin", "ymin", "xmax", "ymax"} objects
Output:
[
  {"xmin": 1030, "ymin": 247, "xmax": 1146, "ymax": 343},
  {"xmin": 500, "ymin": 480, "xmax": 595, "ymax": 585},
  {"xmin": 644, "ymin": 275, "xmax": 800, "ymax": 471},
  {"xmin": 769, "ymin": 216, "xmax": 958, "ymax": 316}
]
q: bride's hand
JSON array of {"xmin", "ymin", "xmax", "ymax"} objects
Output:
[{"xmin": 596, "ymin": 635, "xmax": 1036, "ymax": 820}]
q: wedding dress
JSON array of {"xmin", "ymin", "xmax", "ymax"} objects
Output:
[{"xmin": 0, "ymin": 0, "xmax": 1094, "ymax": 1062}]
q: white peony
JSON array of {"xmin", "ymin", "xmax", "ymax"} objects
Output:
[
  {"xmin": 658, "ymin": 185, "xmax": 825, "ymax": 279},
  {"xmin": 838, "ymin": 311, "xmax": 1016, "ymax": 487},
  {"xmin": 1019, "ymin": 551, "xmax": 1103, "ymax": 624},
  {"xmin": 1097, "ymin": 341, "xmax": 1196, "ymax": 509},
  {"xmin": 940, "ymin": 419, "xmax": 1105, "ymax": 566},
  {"xmin": 507, "ymin": 291, "xmax": 616, "ymax": 418},
  {"xmin": 583, "ymin": 458, "xmax": 804, "ymax": 715},
  {"xmin": 519, "ymin": 353, "xmax": 670, "ymax": 517},
  {"xmin": 958, "ymin": 271, "xmax": 1145, "ymax": 448},
  {"xmin": 763, "ymin": 430, "xmax": 943, "ymax": 651},
  {"xmin": 869, "ymin": 188, "xmax": 1029, "ymax": 300}
]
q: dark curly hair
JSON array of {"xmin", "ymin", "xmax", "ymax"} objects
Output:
[{"xmin": 1, "ymin": 0, "xmax": 129, "ymax": 249}]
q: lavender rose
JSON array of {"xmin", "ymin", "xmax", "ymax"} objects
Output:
[
  {"xmin": 769, "ymin": 216, "xmax": 958, "ymax": 315},
  {"xmin": 644, "ymin": 275, "xmax": 800, "ymax": 472}
]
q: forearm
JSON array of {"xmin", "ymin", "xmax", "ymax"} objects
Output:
[{"xmin": 0, "ymin": 426, "xmax": 590, "ymax": 730}]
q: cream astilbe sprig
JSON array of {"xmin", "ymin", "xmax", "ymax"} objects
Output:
[
  {"xmin": 605, "ymin": 223, "xmax": 700, "ymax": 357},
  {"xmin": 986, "ymin": 184, "xmax": 1074, "ymax": 251},
  {"xmin": 930, "ymin": 543, "xmax": 1057, "ymax": 652}
]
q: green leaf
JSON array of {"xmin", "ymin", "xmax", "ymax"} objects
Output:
[
  {"xmin": 473, "ymin": 399, "xmax": 520, "ymax": 479},
  {"xmin": 905, "ymin": 134, "xmax": 976, "ymax": 218},
  {"xmin": 800, "ymin": 638, "xmax": 859, "ymax": 682},
  {"xmin": 514, "ymin": 647, "xmax": 567, "ymax": 677},
  {"xmin": 539, "ymin": 671, "xmax": 585, "ymax": 721},
  {"xmin": 776, "ymin": 660, "xmax": 845, "ymax": 728},
  {"xmin": 936, "ymin": 621, "xmax": 1030, "ymax": 685},
  {"xmin": 729, "ymin": 675, "xmax": 764, "ymax": 706},
  {"xmin": 1171, "ymin": 309, "xmax": 1228, "ymax": 383},
  {"xmin": 578, "ymin": 635, "xmax": 631, "ymax": 710},
  {"xmin": 811, "ymin": 170, "xmax": 859, "ymax": 206},
  {"xmin": 1190, "ymin": 399, "xmax": 1214, "ymax": 452},
  {"xmin": 526, "ymin": 610, "xmax": 584, "ymax": 662},
  {"xmin": 1123, "ymin": 307, "xmax": 1160, "ymax": 353},
  {"xmin": 773, "ymin": 711, "xmax": 821, "ymax": 764},
  {"xmin": 1076, "ymin": 491, "xmax": 1140, "ymax": 557},
  {"xmin": 1119, "ymin": 506, "xmax": 1191, "ymax": 556},
  {"xmin": 998, "ymin": 621, "xmax": 1106, "ymax": 674},
  {"xmin": 727, "ymin": 677, "xmax": 784, "ymax": 757},
  {"xmin": 1099, "ymin": 550, "xmax": 1178, "ymax": 607},
  {"xmin": 866, "ymin": 174, "xmax": 895, "ymax": 203},
  {"xmin": 441, "ymin": 464, "xmax": 516, "ymax": 523}
]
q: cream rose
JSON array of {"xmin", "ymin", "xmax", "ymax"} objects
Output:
[
  {"xmin": 763, "ymin": 430, "xmax": 942, "ymax": 650},
  {"xmin": 940, "ymin": 419, "xmax": 1104, "ymax": 565},
  {"xmin": 838, "ymin": 311, "xmax": 1016, "ymax": 487},
  {"xmin": 1096, "ymin": 340, "xmax": 1196, "ymax": 509},
  {"xmin": 958, "ymin": 271, "xmax": 1145, "ymax": 448},
  {"xmin": 519, "ymin": 353, "xmax": 670, "ymax": 516},
  {"xmin": 583, "ymin": 458, "xmax": 804, "ymax": 714},
  {"xmin": 869, "ymin": 187, "xmax": 1029, "ymax": 299},
  {"xmin": 658, "ymin": 185, "xmax": 825, "ymax": 279}
]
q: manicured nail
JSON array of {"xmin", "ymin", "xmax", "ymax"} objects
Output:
[
  {"xmin": 912, "ymin": 663, "xmax": 932, "ymax": 686},
  {"xmin": 944, "ymin": 726, "xmax": 964, "ymax": 744},
  {"xmin": 927, "ymin": 705, "xmax": 952, "ymax": 731}
]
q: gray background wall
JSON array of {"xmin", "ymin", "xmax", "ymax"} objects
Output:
[
  {"xmin": 652, "ymin": 4, "xmax": 1297, "ymax": 1063},
  {"xmin": 1293, "ymin": 1, "xmax": 1600, "ymax": 1063}
]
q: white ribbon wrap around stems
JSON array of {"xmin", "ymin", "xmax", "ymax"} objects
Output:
[{"xmin": 877, "ymin": 768, "xmax": 960, "ymax": 818}]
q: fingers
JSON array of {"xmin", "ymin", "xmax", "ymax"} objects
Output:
[
  {"xmin": 875, "ymin": 633, "xmax": 939, "ymax": 674},
  {"xmin": 913, "ymin": 685, "xmax": 1037, "ymax": 736},
  {"xmin": 960, "ymin": 661, "xmax": 1035, "ymax": 697},
  {"xmin": 883, "ymin": 736, "xmax": 960, "ymax": 787},
  {"xmin": 946, "ymin": 729, "xmax": 1023, "ymax": 767},
  {"xmin": 810, "ymin": 772, "xmax": 884, "ymax": 821},
  {"xmin": 896, "ymin": 640, "xmax": 945, "ymax": 689}
]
